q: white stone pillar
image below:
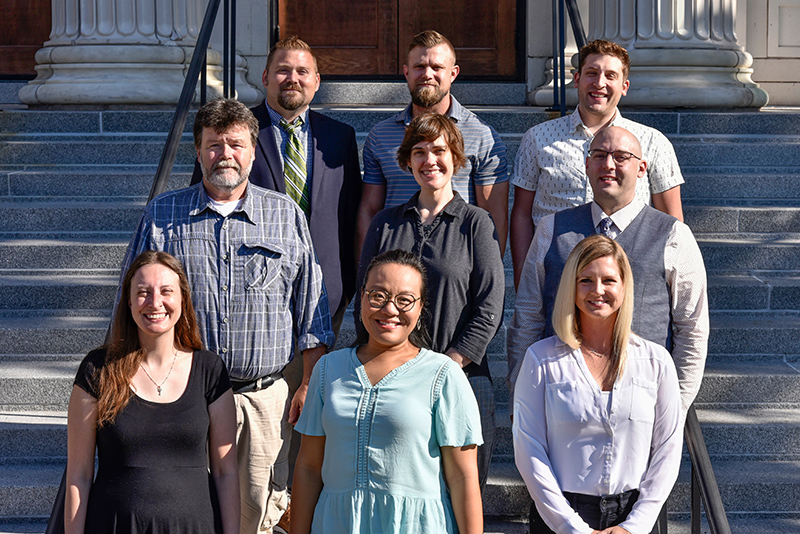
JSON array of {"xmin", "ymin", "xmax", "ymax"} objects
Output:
[
  {"xmin": 531, "ymin": 0, "xmax": 768, "ymax": 108},
  {"xmin": 19, "ymin": 0, "xmax": 259, "ymax": 105}
]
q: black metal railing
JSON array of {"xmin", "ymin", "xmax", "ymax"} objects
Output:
[
  {"xmin": 149, "ymin": 0, "xmax": 238, "ymax": 203},
  {"xmin": 551, "ymin": 0, "xmax": 586, "ymax": 115},
  {"xmin": 685, "ymin": 405, "xmax": 732, "ymax": 534}
]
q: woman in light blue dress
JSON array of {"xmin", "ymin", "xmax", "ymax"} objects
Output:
[{"xmin": 291, "ymin": 249, "xmax": 483, "ymax": 534}]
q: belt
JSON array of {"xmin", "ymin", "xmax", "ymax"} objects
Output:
[
  {"xmin": 563, "ymin": 489, "xmax": 640, "ymax": 510},
  {"xmin": 230, "ymin": 370, "xmax": 283, "ymax": 394}
]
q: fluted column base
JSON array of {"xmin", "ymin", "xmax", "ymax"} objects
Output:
[{"xmin": 19, "ymin": 44, "xmax": 260, "ymax": 105}]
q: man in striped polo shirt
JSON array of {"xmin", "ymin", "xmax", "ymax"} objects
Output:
[{"xmin": 356, "ymin": 30, "xmax": 509, "ymax": 256}]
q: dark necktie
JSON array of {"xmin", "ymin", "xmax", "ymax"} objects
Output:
[{"xmin": 598, "ymin": 217, "xmax": 614, "ymax": 237}]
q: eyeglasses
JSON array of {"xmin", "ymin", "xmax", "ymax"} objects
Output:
[
  {"xmin": 364, "ymin": 289, "xmax": 420, "ymax": 312},
  {"xmin": 588, "ymin": 149, "xmax": 642, "ymax": 164}
]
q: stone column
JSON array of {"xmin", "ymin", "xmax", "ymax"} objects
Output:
[
  {"xmin": 532, "ymin": 0, "xmax": 768, "ymax": 108},
  {"xmin": 19, "ymin": 0, "xmax": 258, "ymax": 105}
]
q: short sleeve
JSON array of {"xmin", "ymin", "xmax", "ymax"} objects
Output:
[
  {"xmin": 433, "ymin": 358, "xmax": 483, "ymax": 447},
  {"xmin": 198, "ymin": 350, "xmax": 232, "ymax": 405},
  {"xmin": 295, "ymin": 353, "xmax": 327, "ymax": 437},
  {"xmin": 74, "ymin": 348, "xmax": 107, "ymax": 399}
]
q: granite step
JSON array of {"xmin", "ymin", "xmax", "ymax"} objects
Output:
[
  {"xmin": 0, "ymin": 168, "xmax": 192, "ymax": 200},
  {"xmin": 0, "ymin": 238, "xmax": 128, "ymax": 270},
  {"xmin": 697, "ymin": 237, "xmax": 800, "ymax": 271},
  {"xmin": 684, "ymin": 206, "xmax": 800, "ymax": 234},
  {"xmin": 484, "ymin": 458, "xmax": 800, "ymax": 517},
  {"xmin": 489, "ymin": 359, "xmax": 800, "ymax": 410},
  {"xmin": 682, "ymin": 171, "xmax": 800, "ymax": 206},
  {"xmin": 491, "ymin": 407, "xmax": 800, "ymax": 460},
  {"xmin": 0, "ymin": 201, "xmax": 143, "ymax": 234}
]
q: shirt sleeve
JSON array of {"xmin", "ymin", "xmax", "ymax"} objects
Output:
[
  {"xmin": 645, "ymin": 129, "xmax": 684, "ymax": 194},
  {"xmin": 433, "ymin": 357, "xmax": 483, "ymax": 447},
  {"xmin": 74, "ymin": 349, "xmax": 106, "ymax": 399},
  {"xmin": 470, "ymin": 123, "xmax": 509, "ymax": 186},
  {"xmin": 506, "ymin": 214, "xmax": 553, "ymax": 402},
  {"xmin": 449, "ymin": 211, "xmax": 505, "ymax": 364},
  {"xmin": 291, "ymin": 206, "xmax": 335, "ymax": 351},
  {"xmin": 510, "ymin": 127, "xmax": 541, "ymax": 192},
  {"xmin": 665, "ymin": 221, "xmax": 709, "ymax": 410},
  {"xmin": 620, "ymin": 346, "xmax": 683, "ymax": 533},
  {"xmin": 295, "ymin": 354, "xmax": 327, "ymax": 436},
  {"xmin": 513, "ymin": 343, "xmax": 594, "ymax": 534},
  {"xmin": 362, "ymin": 128, "xmax": 387, "ymax": 185},
  {"xmin": 200, "ymin": 350, "xmax": 232, "ymax": 405}
]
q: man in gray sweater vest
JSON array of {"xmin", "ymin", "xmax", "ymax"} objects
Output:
[{"xmin": 507, "ymin": 126, "xmax": 709, "ymax": 413}]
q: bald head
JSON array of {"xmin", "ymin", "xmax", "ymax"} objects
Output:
[{"xmin": 586, "ymin": 126, "xmax": 647, "ymax": 215}]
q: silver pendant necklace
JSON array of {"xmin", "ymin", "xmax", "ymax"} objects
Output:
[
  {"xmin": 582, "ymin": 344, "xmax": 610, "ymax": 358},
  {"xmin": 140, "ymin": 348, "xmax": 178, "ymax": 396}
]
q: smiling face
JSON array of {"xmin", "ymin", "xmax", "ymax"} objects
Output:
[
  {"xmin": 409, "ymin": 134, "xmax": 454, "ymax": 194},
  {"xmin": 361, "ymin": 263, "xmax": 423, "ymax": 351},
  {"xmin": 586, "ymin": 126, "xmax": 646, "ymax": 214},
  {"xmin": 197, "ymin": 124, "xmax": 256, "ymax": 201},
  {"xmin": 575, "ymin": 53, "xmax": 630, "ymax": 123},
  {"xmin": 404, "ymin": 44, "xmax": 459, "ymax": 109},
  {"xmin": 129, "ymin": 263, "xmax": 182, "ymax": 342},
  {"xmin": 575, "ymin": 255, "xmax": 624, "ymax": 328},
  {"xmin": 263, "ymin": 49, "xmax": 320, "ymax": 118}
]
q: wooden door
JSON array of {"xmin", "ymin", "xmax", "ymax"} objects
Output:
[
  {"xmin": 279, "ymin": 0, "xmax": 517, "ymax": 78},
  {"xmin": 1, "ymin": 0, "xmax": 51, "ymax": 77}
]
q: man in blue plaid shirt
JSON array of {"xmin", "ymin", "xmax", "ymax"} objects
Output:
[{"xmin": 119, "ymin": 98, "xmax": 334, "ymax": 534}]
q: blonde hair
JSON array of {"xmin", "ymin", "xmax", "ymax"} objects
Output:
[{"xmin": 552, "ymin": 235, "xmax": 634, "ymax": 379}]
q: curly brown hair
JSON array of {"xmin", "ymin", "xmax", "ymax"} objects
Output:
[{"xmin": 578, "ymin": 40, "xmax": 631, "ymax": 80}]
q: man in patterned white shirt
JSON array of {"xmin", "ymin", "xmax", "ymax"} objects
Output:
[
  {"xmin": 508, "ymin": 126, "xmax": 708, "ymax": 414},
  {"xmin": 509, "ymin": 40, "xmax": 684, "ymax": 288}
]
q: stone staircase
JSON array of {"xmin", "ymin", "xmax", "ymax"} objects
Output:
[{"xmin": 0, "ymin": 105, "xmax": 799, "ymax": 533}]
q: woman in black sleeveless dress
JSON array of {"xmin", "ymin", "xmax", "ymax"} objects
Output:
[{"xmin": 65, "ymin": 251, "xmax": 239, "ymax": 534}]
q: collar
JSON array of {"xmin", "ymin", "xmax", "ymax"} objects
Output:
[
  {"xmin": 571, "ymin": 105, "xmax": 622, "ymax": 135},
  {"xmin": 190, "ymin": 182, "xmax": 258, "ymax": 224},
  {"xmin": 395, "ymin": 94, "xmax": 464, "ymax": 126},
  {"xmin": 590, "ymin": 198, "xmax": 645, "ymax": 233},
  {"xmin": 401, "ymin": 190, "xmax": 467, "ymax": 219},
  {"xmin": 266, "ymin": 102, "xmax": 310, "ymax": 129}
]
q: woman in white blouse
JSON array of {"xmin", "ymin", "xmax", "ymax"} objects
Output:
[{"xmin": 513, "ymin": 235, "xmax": 683, "ymax": 534}]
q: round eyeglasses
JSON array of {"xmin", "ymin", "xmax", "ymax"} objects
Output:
[
  {"xmin": 588, "ymin": 149, "xmax": 642, "ymax": 164},
  {"xmin": 364, "ymin": 289, "xmax": 420, "ymax": 312}
]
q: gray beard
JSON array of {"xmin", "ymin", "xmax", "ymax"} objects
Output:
[{"xmin": 202, "ymin": 161, "xmax": 252, "ymax": 193}]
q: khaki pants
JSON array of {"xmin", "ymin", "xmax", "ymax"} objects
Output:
[{"xmin": 234, "ymin": 378, "xmax": 292, "ymax": 534}]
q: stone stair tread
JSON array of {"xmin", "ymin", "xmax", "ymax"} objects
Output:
[
  {"xmin": 0, "ymin": 463, "xmax": 63, "ymax": 486},
  {"xmin": 0, "ymin": 411, "xmax": 67, "ymax": 428},
  {"xmin": 0, "ymin": 361, "xmax": 78, "ymax": 380},
  {"xmin": 0, "ymin": 274, "xmax": 118, "ymax": 285},
  {"xmin": 488, "ymin": 458, "xmax": 800, "ymax": 486}
]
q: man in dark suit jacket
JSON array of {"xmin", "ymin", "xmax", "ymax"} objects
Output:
[{"xmin": 192, "ymin": 37, "xmax": 362, "ymax": 333}]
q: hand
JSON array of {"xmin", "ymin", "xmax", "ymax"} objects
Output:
[
  {"xmin": 288, "ymin": 383, "xmax": 309, "ymax": 425},
  {"xmin": 596, "ymin": 527, "xmax": 631, "ymax": 534},
  {"xmin": 445, "ymin": 348, "xmax": 471, "ymax": 368}
]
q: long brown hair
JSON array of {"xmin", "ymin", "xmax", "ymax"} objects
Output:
[{"xmin": 96, "ymin": 251, "xmax": 203, "ymax": 426}]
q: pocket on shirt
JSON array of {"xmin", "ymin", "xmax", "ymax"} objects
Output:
[
  {"xmin": 629, "ymin": 377, "xmax": 657, "ymax": 424},
  {"xmin": 546, "ymin": 381, "xmax": 591, "ymax": 425},
  {"xmin": 240, "ymin": 242, "xmax": 284, "ymax": 291}
]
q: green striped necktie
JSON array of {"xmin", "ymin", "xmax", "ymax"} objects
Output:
[{"xmin": 280, "ymin": 117, "xmax": 310, "ymax": 216}]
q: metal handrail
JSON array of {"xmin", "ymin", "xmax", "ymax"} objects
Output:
[
  {"xmin": 149, "ymin": 0, "xmax": 238, "ymax": 203},
  {"xmin": 550, "ymin": 0, "xmax": 587, "ymax": 115},
  {"xmin": 685, "ymin": 405, "xmax": 732, "ymax": 534}
]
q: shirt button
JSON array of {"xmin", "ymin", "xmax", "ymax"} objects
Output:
[
  {"xmin": 222, "ymin": 317, "xmax": 228, "ymax": 324},
  {"xmin": 222, "ymin": 285, "xmax": 228, "ymax": 291},
  {"xmin": 221, "ymin": 348, "xmax": 228, "ymax": 353},
  {"xmin": 222, "ymin": 253, "xmax": 229, "ymax": 261},
  {"xmin": 222, "ymin": 222, "xmax": 228, "ymax": 229}
]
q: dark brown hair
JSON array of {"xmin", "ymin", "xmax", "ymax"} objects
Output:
[
  {"xmin": 396, "ymin": 113, "xmax": 467, "ymax": 174},
  {"xmin": 193, "ymin": 98, "xmax": 259, "ymax": 149},
  {"xmin": 265, "ymin": 36, "xmax": 318, "ymax": 74},
  {"xmin": 96, "ymin": 251, "xmax": 203, "ymax": 426},
  {"xmin": 578, "ymin": 40, "xmax": 631, "ymax": 80}
]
